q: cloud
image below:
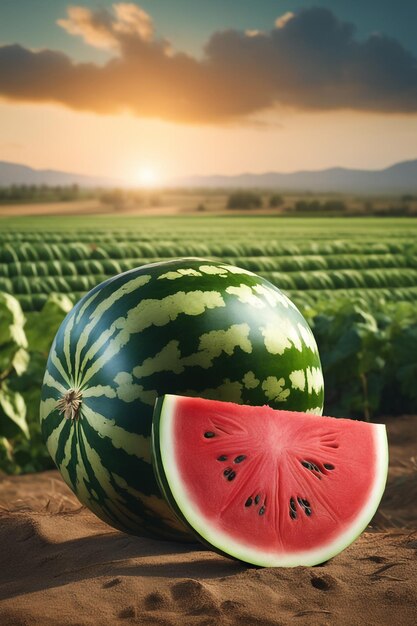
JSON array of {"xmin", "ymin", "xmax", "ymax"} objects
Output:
[
  {"xmin": 245, "ymin": 29, "xmax": 263, "ymax": 38},
  {"xmin": 57, "ymin": 3, "xmax": 153, "ymax": 50},
  {"xmin": 0, "ymin": 5, "xmax": 417, "ymax": 123},
  {"xmin": 112, "ymin": 3, "xmax": 153, "ymax": 41},
  {"xmin": 275, "ymin": 12, "xmax": 295, "ymax": 29}
]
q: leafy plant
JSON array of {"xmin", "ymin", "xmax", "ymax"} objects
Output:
[
  {"xmin": 0, "ymin": 293, "xmax": 29, "ymax": 445},
  {"xmin": 305, "ymin": 298, "xmax": 417, "ymax": 420},
  {"xmin": 0, "ymin": 293, "xmax": 72, "ymax": 473}
]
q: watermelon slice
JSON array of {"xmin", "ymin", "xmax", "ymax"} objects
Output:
[{"xmin": 152, "ymin": 395, "xmax": 388, "ymax": 567}]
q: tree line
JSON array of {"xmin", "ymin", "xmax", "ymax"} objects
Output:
[{"xmin": 0, "ymin": 184, "xmax": 82, "ymax": 203}]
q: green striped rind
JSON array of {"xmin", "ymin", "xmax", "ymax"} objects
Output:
[
  {"xmin": 151, "ymin": 392, "xmax": 251, "ymax": 555},
  {"xmin": 40, "ymin": 257, "xmax": 323, "ymax": 540},
  {"xmin": 151, "ymin": 397, "xmax": 185, "ymax": 518},
  {"xmin": 152, "ymin": 394, "xmax": 389, "ymax": 567},
  {"xmin": 151, "ymin": 396, "xmax": 208, "ymax": 543}
]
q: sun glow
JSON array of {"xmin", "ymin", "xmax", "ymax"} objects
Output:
[{"xmin": 135, "ymin": 166, "xmax": 160, "ymax": 187}]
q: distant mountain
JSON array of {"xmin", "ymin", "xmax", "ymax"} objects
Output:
[
  {"xmin": 1, "ymin": 158, "xmax": 417, "ymax": 193},
  {"xmin": 176, "ymin": 159, "xmax": 417, "ymax": 193},
  {"xmin": 0, "ymin": 161, "xmax": 122, "ymax": 188}
]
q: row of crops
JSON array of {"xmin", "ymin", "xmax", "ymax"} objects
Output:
[
  {"xmin": 1, "ymin": 218, "xmax": 417, "ymax": 308},
  {"xmin": 1, "ymin": 239, "xmax": 415, "ymax": 260},
  {"xmin": 1, "ymin": 216, "xmax": 416, "ymax": 474}
]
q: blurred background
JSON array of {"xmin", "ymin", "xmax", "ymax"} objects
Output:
[{"xmin": 0, "ymin": 1, "xmax": 416, "ymax": 475}]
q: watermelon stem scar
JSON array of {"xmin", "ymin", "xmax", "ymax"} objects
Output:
[{"xmin": 57, "ymin": 388, "xmax": 83, "ymax": 421}]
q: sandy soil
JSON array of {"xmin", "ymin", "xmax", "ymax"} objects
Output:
[
  {"xmin": 0, "ymin": 416, "xmax": 416, "ymax": 626},
  {"xmin": 0, "ymin": 200, "xmax": 197, "ymax": 218},
  {"xmin": 0, "ymin": 200, "xmax": 286, "ymax": 218},
  {"xmin": 0, "ymin": 200, "xmax": 110, "ymax": 217}
]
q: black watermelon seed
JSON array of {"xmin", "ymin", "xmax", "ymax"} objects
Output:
[
  {"xmin": 290, "ymin": 497, "xmax": 297, "ymax": 512},
  {"xmin": 259, "ymin": 506, "xmax": 265, "ymax": 516},
  {"xmin": 227, "ymin": 471, "xmax": 236, "ymax": 481},
  {"xmin": 324, "ymin": 463, "xmax": 335, "ymax": 470},
  {"xmin": 297, "ymin": 497, "xmax": 304, "ymax": 506},
  {"xmin": 245, "ymin": 497, "xmax": 253, "ymax": 507},
  {"xmin": 204, "ymin": 431, "xmax": 215, "ymax": 438},
  {"xmin": 290, "ymin": 509, "xmax": 297, "ymax": 520},
  {"xmin": 304, "ymin": 508, "xmax": 312, "ymax": 516},
  {"xmin": 217, "ymin": 455, "xmax": 228, "ymax": 461},
  {"xmin": 254, "ymin": 495, "xmax": 260, "ymax": 504},
  {"xmin": 303, "ymin": 499, "xmax": 310, "ymax": 507},
  {"xmin": 301, "ymin": 461, "xmax": 315, "ymax": 470},
  {"xmin": 234, "ymin": 455, "xmax": 247, "ymax": 464},
  {"xmin": 223, "ymin": 468, "xmax": 232, "ymax": 477}
]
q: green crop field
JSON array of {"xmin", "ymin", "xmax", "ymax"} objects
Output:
[
  {"xmin": 1, "ymin": 215, "xmax": 417, "ymax": 474},
  {"xmin": 1, "ymin": 216, "xmax": 417, "ymax": 310}
]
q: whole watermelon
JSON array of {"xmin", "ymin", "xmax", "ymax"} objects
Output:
[{"xmin": 40, "ymin": 258, "xmax": 324, "ymax": 540}]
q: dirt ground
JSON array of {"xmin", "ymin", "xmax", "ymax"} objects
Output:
[
  {"xmin": 0, "ymin": 200, "xmax": 195, "ymax": 217},
  {"xmin": 0, "ymin": 415, "xmax": 416, "ymax": 626},
  {"xmin": 0, "ymin": 200, "xmax": 108, "ymax": 217},
  {"xmin": 0, "ymin": 199, "xmax": 214, "ymax": 218}
]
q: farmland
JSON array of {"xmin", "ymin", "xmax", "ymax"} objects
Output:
[
  {"xmin": 1, "ymin": 215, "xmax": 417, "ymax": 473},
  {"xmin": 1, "ymin": 216, "xmax": 417, "ymax": 311},
  {"xmin": 1, "ymin": 186, "xmax": 416, "ymax": 218}
]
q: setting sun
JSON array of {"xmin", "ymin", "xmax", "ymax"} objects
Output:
[{"xmin": 136, "ymin": 166, "xmax": 159, "ymax": 187}]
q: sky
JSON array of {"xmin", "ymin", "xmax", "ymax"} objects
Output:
[{"xmin": 0, "ymin": 1, "xmax": 417, "ymax": 184}]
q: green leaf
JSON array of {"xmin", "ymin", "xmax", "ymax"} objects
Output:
[
  {"xmin": 2, "ymin": 323, "xmax": 27, "ymax": 349},
  {"xmin": 325, "ymin": 328, "xmax": 362, "ymax": 367},
  {"xmin": 19, "ymin": 385, "xmax": 42, "ymax": 423},
  {"xmin": 0, "ymin": 293, "xmax": 26, "ymax": 346},
  {"xmin": 25, "ymin": 293, "xmax": 73, "ymax": 354},
  {"xmin": 0, "ymin": 385, "xmax": 29, "ymax": 439},
  {"xmin": 391, "ymin": 324, "xmax": 417, "ymax": 402},
  {"xmin": 10, "ymin": 351, "xmax": 46, "ymax": 396},
  {"xmin": 0, "ymin": 293, "xmax": 28, "ymax": 378},
  {"xmin": 0, "ymin": 436, "xmax": 14, "ymax": 462},
  {"xmin": 0, "ymin": 343, "xmax": 30, "ymax": 378},
  {"xmin": 12, "ymin": 348, "xmax": 30, "ymax": 377},
  {"xmin": 0, "ymin": 342, "xmax": 20, "ymax": 376}
]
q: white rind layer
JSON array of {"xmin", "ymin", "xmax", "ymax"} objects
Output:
[{"xmin": 158, "ymin": 394, "xmax": 389, "ymax": 567}]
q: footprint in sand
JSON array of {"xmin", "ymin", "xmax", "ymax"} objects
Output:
[
  {"xmin": 221, "ymin": 599, "xmax": 244, "ymax": 613},
  {"xmin": 118, "ymin": 605, "xmax": 137, "ymax": 619},
  {"xmin": 310, "ymin": 574, "xmax": 337, "ymax": 591},
  {"xmin": 170, "ymin": 579, "xmax": 221, "ymax": 616},
  {"xmin": 144, "ymin": 591, "xmax": 169, "ymax": 611},
  {"xmin": 366, "ymin": 555, "xmax": 387, "ymax": 563},
  {"xmin": 102, "ymin": 577, "xmax": 122, "ymax": 589}
]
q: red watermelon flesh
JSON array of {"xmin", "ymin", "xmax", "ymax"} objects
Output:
[{"xmin": 152, "ymin": 395, "xmax": 388, "ymax": 567}]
